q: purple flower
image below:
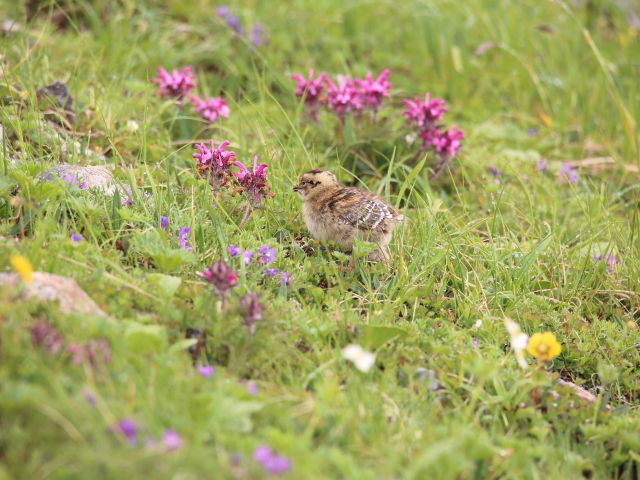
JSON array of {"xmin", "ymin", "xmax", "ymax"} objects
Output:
[
  {"xmin": 121, "ymin": 197, "xmax": 133, "ymax": 207},
  {"xmin": 257, "ymin": 245, "xmax": 276, "ymax": 264},
  {"xmin": 537, "ymin": 160, "xmax": 548, "ymax": 173},
  {"xmin": 324, "ymin": 75, "xmax": 363, "ymax": 121},
  {"xmin": 151, "ymin": 66, "xmax": 195, "ymax": 100},
  {"xmin": 163, "ymin": 430, "xmax": 182, "ymax": 451},
  {"xmin": 83, "ymin": 389, "xmax": 97, "ymax": 406},
  {"xmin": 233, "ymin": 157, "xmax": 272, "ymax": 207},
  {"xmin": 558, "ymin": 163, "xmax": 578, "ymax": 184},
  {"xmin": 421, "ymin": 125, "xmax": 464, "ymax": 158},
  {"xmin": 253, "ymin": 445, "xmax": 291, "ymax": 475},
  {"xmin": 178, "ymin": 227, "xmax": 193, "ymax": 252},
  {"xmin": 489, "ymin": 165, "xmax": 502, "ymax": 184},
  {"xmin": 594, "ymin": 253, "xmax": 619, "ymax": 273},
  {"xmin": 160, "ymin": 216, "xmax": 169, "ymax": 230},
  {"xmin": 198, "ymin": 261, "xmax": 238, "ymax": 310},
  {"xmin": 280, "ymin": 271, "xmax": 290, "ymax": 286},
  {"xmin": 402, "ymin": 92, "xmax": 447, "ymax": 129},
  {"xmin": 246, "ymin": 381, "xmax": 259, "ymax": 395},
  {"xmin": 228, "ymin": 244, "xmax": 241, "ymax": 257},
  {"xmin": 528, "ymin": 128, "xmax": 539, "ymax": 137},
  {"xmin": 67, "ymin": 339, "xmax": 112, "ymax": 366},
  {"xmin": 263, "ymin": 267, "xmax": 279, "ymax": 277},
  {"xmin": 197, "ymin": 365, "xmax": 215, "ymax": 378},
  {"xmin": 190, "ymin": 96, "xmax": 230, "ymax": 123},
  {"xmin": 216, "ymin": 6, "xmax": 242, "ymax": 34},
  {"xmin": 291, "ymin": 69, "xmax": 328, "ymax": 122},
  {"xmin": 62, "ymin": 174, "xmax": 79, "ymax": 186},
  {"xmin": 355, "ymin": 70, "xmax": 391, "ymax": 114},
  {"xmin": 193, "ymin": 140, "xmax": 236, "ymax": 191},
  {"xmin": 243, "ymin": 251, "xmax": 254, "ymax": 266},
  {"xmin": 30, "ymin": 322, "xmax": 63, "ymax": 355},
  {"xmin": 117, "ymin": 418, "xmax": 138, "ymax": 445},
  {"xmin": 250, "ymin": 23, "xmax": 265, "ymax": 46},
  {"xmin": 240, "ymin": 292, "xmax": 264, "ymax": 335},
  {"xmin": 70, "ymin": 233, "xmax": 82, "ymax": 243}
]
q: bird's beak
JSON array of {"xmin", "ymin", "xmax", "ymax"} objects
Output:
[{"xmin": 293, "ymin": 185, "xmax": 301, "ymax": 192}]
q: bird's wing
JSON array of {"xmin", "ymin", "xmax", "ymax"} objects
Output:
[{"xmin": 336, "ymin": 196, "xmax": 395, "ymax": 230}]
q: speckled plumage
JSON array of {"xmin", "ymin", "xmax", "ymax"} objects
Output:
[{"xmin": 294, "ymin": 169, "xmax": 403, "ymax": 261}]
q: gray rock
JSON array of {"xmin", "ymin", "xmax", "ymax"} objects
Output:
[
  {"xmin": 39, "ymin": 164, "xmax": 129, "ymax": 196},
  {"xmin": 0, "ymin": 272, "xmax": 107, "ymax": 316}
]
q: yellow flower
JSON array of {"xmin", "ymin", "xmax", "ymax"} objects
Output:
[
  {"xmin": 10, "ymin": 254, "xmax": 33, "ymax": 283},
  {"xmin": 527, "ymin": 332, "xmax": 561, "ymax": 361}
]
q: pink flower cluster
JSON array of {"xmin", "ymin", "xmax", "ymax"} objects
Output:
[
  {"xmin": 151, "ymin": 65, "xmax": 230, "ymax": 124},
  {"xmin": 403, "ymin": 93, "xmax": 464, "ymax": 158},
  {"xmin": 291, "ymin": 69, "xmax": 391, "ymax": 122},
  {"xmin": 233, "ymin": 156, "xmax": 272, "ymax": 206},
  {"xmin": 193, "ymin": 140, "xmax": 237, "ymax": 191},
  {"xmin": 192, "ymin": 140, "xmax": 273, "ymax": 208}
]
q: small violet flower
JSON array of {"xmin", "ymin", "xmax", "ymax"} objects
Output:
[
  {"xmin": 253, "ymin": 445, "xmax": 292, "ymax": 476},
  {"xmin": 190, "ymin": 96, "xmax": 230, "ymax": 123},
  {"xmin": 246, "ymin": 381, "xmax": 259, "ymax": 395},
  {"xmin": 178, "ymin": 227, "xmax": 193, "ymax": 252},
  {"xmin": 243, "ymin": 251, "xmax": 254, "ymax": 267},
  {"xmin": 162, "ymin": 430, "xmax": 182, "ymax": 451},
  {"xmin": 160, "ymin": 216, "xmax": 169, "ymax": 230},
  {"xmin": 228, "ymin": 244, "xmax": 241, "ymax": 257},
  {"xmin": 216, "ymin": 6, "xmax": 243, "ymax": 34},
  {"xmin": 151, "ymin": 66, "xmax": 195, "ymax": 100},
  {"xmin": 594, "ymin": 253, "xmax": 619, "ymax": 273},
  {"xmin": 558, "ymin": 163, "xmax": 578, "ymax": 184},
  {"xmin": 250, "ymin": 23, "xmax": 265, "ymax": 46},
  {"xmin": 257, "ymin": 245, "xmax": 276, "ymax": 265},
  {"xmin": 83, "ymin": 389, "xmax": 97, "ymax": 406},
  {"xmin": 537, "ymin": 159, "xmax": 548, "ymax": 173},
  {"xmin": 197, "ymin": 365, "xmax": 215, "ymax": 378},
  {"xmin": 489, "ymin": 165, "xmax": 502, "ymax": 184},
  {"xmin": 70, "ymin": 233, "xmax": 82, "ymax": 243},
  {"xmin": 117, "ymin": 418, "xmax": 138, "ymax": 445},
  {"xmin": 263, "ymin": 268, "xmax": 279, "ymax": 277},
  {"xmin": 280, "ymin": 271, "xmax": 290, "ymax": 286}
]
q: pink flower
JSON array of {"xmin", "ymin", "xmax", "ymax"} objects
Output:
[
  {"xmin": 30, "ymin": 322, "xmax": 63, "ymax": 355},
  {"xmin": 162, "ymin": 430, "xmax": 182, "ymax": 451},
  {"xmin": 233, "ymin": 156, "xmax": 271, "ymax": 206},
  {"xmin": 558, "ymin": 163, "xmax": 578, "ymax": 184},
  {"xmin": 324, "ymin": 75, "xmax": 363, "ymax": 120},
  {"xmin": 151, "ymin": 66, "xmax": 195, "ymax": 99},
  {"xmin": 198, "ymin": 261, "xmax": 238, "ymax": 310},
  {"xmin": 190, "ymin": 96, "xmax": 230, "ymax": 123},
  {"xmin": 240, "ymin": 292, "xmax": 263, "ymax": 335},
  {"xmin": 291, "ymin": 69, "xmax": 327, "ymax": 122},
  {"xmin": 192, "ymin": 140, "xmax": 236, "ymax": 191},
  {"xmin": 197, "ymin": 365, "xmax": 215, "ymax": 378},
  {"xmin": 355, "ymin": 69, "xmax": 391, "ymax": 112},
  {"xmin": 253, "ymin": 445, "xmax": 291, "ymax": 475},
  {"xmin": 402, "ymin": 92, "xmax": 447, "ymax": 129},
  {"xmin": 421, "ymin": 125, "xmax": 464, "ymax": 158}
]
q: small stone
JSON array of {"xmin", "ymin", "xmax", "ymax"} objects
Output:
[
  {"xmin": 38, "ymin": 164, "xmax": 129, "ymax": 196},
  {"xmin": 0, "ymin": 272, "xmax": 107, "ymax": 317}
]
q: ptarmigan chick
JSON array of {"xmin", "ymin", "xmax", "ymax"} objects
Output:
[{"xmin": 294, "ymin": 169, "xmax": 403, "ymax": 262}]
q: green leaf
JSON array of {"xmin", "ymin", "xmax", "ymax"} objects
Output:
[
  {"xmin": 147, "ymin": 273, "xmax": 182, "ymax": 296},
  {"xmin": 358, "ymin": 325, "xmax": 408, "ymax": 349},
  {"xmin": 352, "ymin": 239, "xmax": 376, "ymax": 258},
  {"xmin": 124, "ymin": 323, "xmax": 167, "ymax": 354}
]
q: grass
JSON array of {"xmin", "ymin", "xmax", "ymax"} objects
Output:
[{"xmin": 1, "ymin": 0, "xmax": 640, "ymax": 478}]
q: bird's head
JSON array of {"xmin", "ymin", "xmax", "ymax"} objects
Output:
[{"xmin": 293, "ymin": 169, "xmax": 339, "ymax": 200}]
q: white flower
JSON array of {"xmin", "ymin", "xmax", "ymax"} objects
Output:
[
  {"xmin": 126, "ymin": 120, "xmax": 139, "ymax": 132},
  {"xmin": 473, "ymin": 319, "xmax": 482, "ymax": 329},
  {"xmin": 342, "ymin": 344, "xmax": 376, "ymax": 373},
  {"xmin": 504, "ymin": 318, "xmax": 529, "ymax": 369}
]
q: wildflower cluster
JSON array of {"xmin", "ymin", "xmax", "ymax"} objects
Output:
[
  {"xmin": 115, "ymin": 418, "xmax": 182, "ymax": 452},
  {"xmin": 504, "ymin": 318, "xmax": 562, "ymax": 368},
  {"xmin": 216, "ymin": 6, "xmax": 267, "ymax": 46},
  {"xmin": 291, "ymin": 69, "xmax": 391, "ymax": 123},
  {"xmin": 192, "ymin": 140, "xmax": 274, "ymax": 223},
  {"xmin": 402, "ymin": 92, "xmax": 464, "ymax": 159},
  {"xmin": 228, "ymin": 243, "xmax": 290, "ymax": 287},
  {"xmin": 253, "ymin": 445, "xmax": 291, "ymax": 475},
  {"xmin": 156, "ymin": 215, "xmax": 195, "ymax": 253},
  {"xmin": 151, "ymin": 66, "xmax": 229, "ymax": 124},
  {"xmin": 537, "ymin": 160, "xmax": 579, "ymax": 184},
  {"xmin": 30, "ymin": 321, "xmax": 111, "ymax": 366},
  {"xmin": 594, "ymin": 253, "xmax": 619, "ymax": 273}
]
